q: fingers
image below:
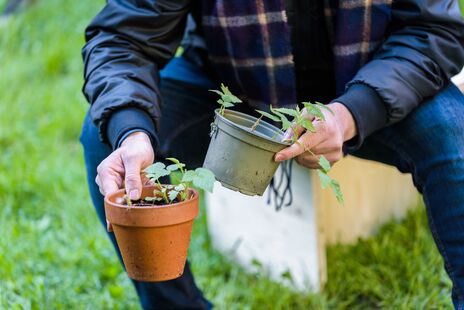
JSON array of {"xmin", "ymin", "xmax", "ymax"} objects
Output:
[
  {"xmin": 94, "ymin": 132, "xmax": 155, "ymax": 199},
  {"xmin": 121, "ymin": 153, "xmax": 144, "ymax": 200},
  {"xmin": 96, "ymin": 157, "xmax": 123, "ymax": 196},
  {"xmin": 282, "ymin": 124, "xmax": 304, "ymax": 141},
  {"xmin": 282, "ymin": 109, "xmax": 315, "ymax": 141},
  {"xmin": 275, "ymin": 122, "xmax": 325, "ymax": 161},
  {"xmin": 295, "ymin": 151, "xmax": 342, "ymax": 169}
]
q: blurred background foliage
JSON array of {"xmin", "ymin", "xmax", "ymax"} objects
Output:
[{"xmin": 0, "ymin": 0, "xmax": 462, "ymax": 309}]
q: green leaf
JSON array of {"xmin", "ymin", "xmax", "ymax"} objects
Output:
[
  {"xmin": 318, "ymin": 156, "xmax": 331, "ymax": 173},
  {"xmin": 144, "ymin": 162, "xmax": 166, "ymax": 174},
  {"xmin": 220, "ymin": 83, "xmax": 229, "ymax": 94},
  {"xmin": 299, "ymin": 118, "xmax": 316, "ymax": 133},
  {"xmin": 221, "ymin": 100, "xmax": 235, "ymax": 108},
  {"xmin": 318, "ymin": 169, "xmax": 344, "ymax": 204},
  {"xmin": 166, "ymin": 157, "xmax": 180, "ymax": 165},
  {"xmin": 316, "ymin": 102, "xmax": 334, "ymax": 115},
  {"xmin": 181, "ymin": 170, "xmax": 196, "ymax": 183},
  {"xmin": 168, "ymin": 190, "xmax": 179, "ymax": 202},
  {"xmin": 255, "ymin": 110, "xmax": 281, "ymax": 122},
  {"xmin": 317, "ymin": 170, "xmax": 332, "ymax": 189},
  {"xmin": 145, "ymin": 196, "xmax": 162, "ymax": 202},
  {"xmin": 273, "ymin": 107, "xmax": 299, "ymax": 118},
  {"xmin": 208, "ymin": 89, "xmax": 224, "ymax": 96},
  {"xmin": 166, "ymin": 158, "xmax": 186, "ymax": 172},
  {"xmin": 144, "ymin": 162, "xmax": 170, "ymax": 181},
  {"xmin": 166, "ymin": 164, "xmax": 179, "ymax": 172},
  {"xmin": 270, "ymin": 107, "xmax": 292, "ymax": 130},
  {"xmin": 303, "ymin": 102, "xmax": 325, "ymax": 120},
  {"xmin": 192, "ymin": 168, "xmax": 216, "ymax": 193},
  {"xmin": 330, "ymin": 179, "xmax": 344, "ymax": 204},
  {"xmin": 174, "ymin": 184, "xmax": 186, "ymax": 192},
  {"xmin": 220, "ymin": 83, "xmax": 242, "ymax": 103}
]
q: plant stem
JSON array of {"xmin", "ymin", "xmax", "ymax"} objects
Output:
[
  {"xmin": 156, "ymin": 180, "xmax": 169, "ymax": 204},
  {"xmin": 125, "ymin": 195, "xmax": 132, "ymax": 207},
  {"xmin": 250, "ymin": 115, "xmax": 263, "ymax": 132}
]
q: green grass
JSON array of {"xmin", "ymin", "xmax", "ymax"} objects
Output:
[{"xmin": 0, "ymin": 0, "xmax": 456, "ymax": 308}]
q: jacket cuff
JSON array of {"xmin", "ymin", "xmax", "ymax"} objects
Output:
[
  {"xmin": 106, "ymin": 107, "xmax": 159, "ymax": 150},
  {"xmin": 332, "ymin": 83, "xmax": 388, "ymax": 153}
]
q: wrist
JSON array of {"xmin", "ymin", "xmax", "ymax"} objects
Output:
[
  {"xmin": 328, "ymin": 102, "xmax": 357, "ymax": 142},
  {"xmin": 121, "ymin": 131, "xmax": 151, "ymax": 147}
]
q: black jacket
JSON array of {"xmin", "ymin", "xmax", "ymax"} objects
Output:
[{"xmin": 82, "ymin": 0, "xmax": 464, "ymax": 150}]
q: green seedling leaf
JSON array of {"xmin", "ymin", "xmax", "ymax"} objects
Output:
[
  {"xmin": 175, "ymin": 184, "xmax": 186, "ymax": 192},
  {"xmin": 166, "ymin": 164, "xmax": 179, "ymax": 172},
  {"xmin": 210, "ymin": 84, "xmax": 242, "ymax": 113},
  {"xmin": 316, "ymin": 102, "xmax": 334, "ymax": 115},
  {"xmin": 209, "ymin": 89, "xmax": 223, "ymax": 96},
  {"xmin": 166, "ymin": 157, "xmax": 186, "ymax": 172},
  {"xmin": 192, "ymin": 168, "xmax": 215, "ymax": 193},
  {"xmin": 144, "ymin": 162, "xmax": 166, "ymax": 174},
  {"xmin": 299, "ymin": 118, "xmax": 316, "ymax": 133},
  {"xmin": 318, "ymin": 156, "xmax": 331, "ymax": 173},
  {"xmin": 256, "ymin": 109, "xmax": 281, "ymax": 122},
  {"xmin": 220, "ymin": 83, "xmax": 242, "ymax": 103},
  {"xmin": 166, "ymin": 157, "xmax": 180, "ymax": 165},
  {"xmin": 317, "ymin": 170, "xmax": 332, "ymax": 189},
  {"xmin": 182, "ymin": 170, "xmax": 196, "ymax": 183},
  {"xmin": 168, "ymin": 190, "xmax": 179, "ymax": 202},
  {"xmin": 273, "ymin": 107, "xmax": 300, "ymax": 118},
  {"xmin": 330, "ymin": 179, "xmax": 344, "ymax": 204},
  {"xmin": 303, "ymin": 102, "xmax": 325, "ymax": 120},
  {"xmin": 220, "ymin": 100, "xmax": 235, "ymax": 108},
  {"xmin": 269, "ymin": 106, "xmax": 292, "ymax": 130},
  {"xmin": 145, "ymin": 170, "xmax": 170, "ymax": 182},
  {"xmin": 145, "ymin": 196, "xmax": 162, "ymax": 202}
]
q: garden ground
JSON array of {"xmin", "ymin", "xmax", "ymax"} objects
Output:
[{"xmin": 0, "ymin": 0, "xmax": 461, "ymax": 309}]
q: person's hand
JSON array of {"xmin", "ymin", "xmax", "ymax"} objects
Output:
[
  {"xmin": 274, "ymin": 102, "xmax": 357, "ymax": 169},
  {"xmin": 95, "ymin": 131, "xmax": 154, "ymax": 199}
]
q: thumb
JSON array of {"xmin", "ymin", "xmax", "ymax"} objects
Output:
[{"xmin": 123, "ymin": 157, "xmax": 143, "ymax": 200}]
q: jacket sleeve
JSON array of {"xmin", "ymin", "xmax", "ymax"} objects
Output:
[
  {"xmin": 82, "ymin": 0, "xmax": 191, "ymax": 148},
  {"xmin": 335, "ymin": 0, "xmax": 464, "ymax": 151}
]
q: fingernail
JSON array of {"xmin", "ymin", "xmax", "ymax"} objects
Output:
[
  {"xmin": 275, "ymin": 154, "xmax": 285, "ymax": 162},
  {"xmin": 129, "ymin": 189, "xmax": 139, "ymax": 200}
]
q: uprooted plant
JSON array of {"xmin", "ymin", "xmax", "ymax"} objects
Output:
[
  {"xmin": 208, "ymin": 83, "xmax": 343, "ymax": 204},
  {"xmin": 209, "ymin": 83, "xmax": 242, "ymax": 115},
  {"xmin": 256, "ymin": 103, "xmax": 344, "ymax": 204},
  {"xmin": 124, "ymin": 158, "xmax": 216, "ymax": 206}
]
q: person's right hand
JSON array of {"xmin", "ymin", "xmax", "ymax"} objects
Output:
[{"xmin": 95, "ymin": 131, "xmax": 154, "ymax": 200}]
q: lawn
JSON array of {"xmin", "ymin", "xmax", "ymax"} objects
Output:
[{"xmin": 0, "ymin": 0, "xmax": 457, "ymax": 309}]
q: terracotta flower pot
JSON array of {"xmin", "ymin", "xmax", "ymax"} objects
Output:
[{"xmin": 104, "ymin": 185, "xmax": 199, "ymax": 282}]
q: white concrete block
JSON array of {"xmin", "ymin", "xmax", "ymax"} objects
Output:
[{"xmin": 206, "ymin": 163, "xmax": 320, "ymax": 291}]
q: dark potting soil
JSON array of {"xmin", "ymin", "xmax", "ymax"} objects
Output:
[{"xmin": 122, "ymin": 198, "xmax": 181, "ymax": 207}]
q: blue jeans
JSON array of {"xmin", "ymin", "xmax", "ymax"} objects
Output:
[{"xmin": 81, "ymin": 56, "xmax": 464, "ymax": 309}]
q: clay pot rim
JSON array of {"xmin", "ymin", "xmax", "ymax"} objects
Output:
[{"xmin": 105, "ymin": 185, "xmax": 199, "ymax": 211}]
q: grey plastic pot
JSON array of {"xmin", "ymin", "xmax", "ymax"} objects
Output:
[{"xmin": 203, "ymin": 109, "xmax": 290, "ymax": 196}]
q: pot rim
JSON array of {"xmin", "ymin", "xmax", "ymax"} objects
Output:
[
  {"xmin": 104, "ymin": 185, "xmax": 200, "ymax": 228},
  {"xmin": 215, "ymin": 109, "xmax": 291, "ymax": 147},
  {"xmin": 105, "ymin": 185, "xmax": 199, "ymax": 210}
]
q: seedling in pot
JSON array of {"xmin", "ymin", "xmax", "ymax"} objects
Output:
[
  {"xmin": 256, "ymin": 103, "xmax": 345, "ymax": 204},
  {"xmin": 124, "ymin": 158, "xmax": 216, "ymax": 206},
  {"xmin": 209, "ymin": 83, "xmax": 242, "ymax": 115}
]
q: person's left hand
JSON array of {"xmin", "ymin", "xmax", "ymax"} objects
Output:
[{"xmin": 274, "ymin": 102, "xmax": 357, "ymax": 169}]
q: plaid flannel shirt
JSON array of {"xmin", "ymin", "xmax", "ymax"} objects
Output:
[{"xmin": 201, "ymin": 0, "xmax": 392, "ymax": 108}]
